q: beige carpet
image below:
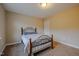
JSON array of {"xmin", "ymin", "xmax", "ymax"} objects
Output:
[
  {"xmin": 2, "ymin": 43, "xmax": 26, "ymax": 56},
  {"xmin": 2, "ymin": 41, "xmax": 79, "ymax": 56}
]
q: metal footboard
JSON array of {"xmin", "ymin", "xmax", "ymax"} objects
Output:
[{"xmin": 28, "ymin": 34, "xmax": 53, "ymax": 56}]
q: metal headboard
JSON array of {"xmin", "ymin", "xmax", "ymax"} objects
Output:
[{"xmin": 21, "ymin": 27, "xmax": 37, "ymax": 35}]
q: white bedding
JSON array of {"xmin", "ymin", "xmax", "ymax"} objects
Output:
[{"xmin": 22, "ymin": 34, "xmax": 43, "ymax": 50}]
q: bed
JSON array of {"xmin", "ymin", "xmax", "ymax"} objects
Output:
[{"xmin": 21, "ymin": 27, "xmax": 53, "ymax": 56}]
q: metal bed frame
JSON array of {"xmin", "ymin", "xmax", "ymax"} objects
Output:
[{"xmin": 21, "ymin": 27, "xmax": 54, "ymax": 56}]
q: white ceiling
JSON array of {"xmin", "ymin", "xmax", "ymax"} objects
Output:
[{"xmin": 3, "ymin": 3, "xmax": 78, "ymax": 18}]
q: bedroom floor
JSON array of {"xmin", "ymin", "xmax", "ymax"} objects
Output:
[{"xmin": 1, "ymin": 41, "xmax": 79, "ymax": 56}]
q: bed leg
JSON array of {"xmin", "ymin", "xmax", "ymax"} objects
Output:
[
  {"xmin": 28, "ymin": 38, "xmax": 32, "ymax": 56},
  {"xmin": 21, "ymin": 27, "xmax": 23, "ymax": 35},
  {"xmin": 51, "ymin": 34, "xmax": 54, "ymax": 49}
]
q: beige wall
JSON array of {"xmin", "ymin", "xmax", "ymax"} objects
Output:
[
  {"xmin": 44, "ymin": 6, "xmax": 79, "ymax": 48},
  {"xmin": 6, "ymin": 11, "xmax": 44, "ymax": 44},
  {"xmin": 0, "ymin": 5, "xmax": 5, "ymax": 55},
  {"xmin": 49, "ymin": 6, "xmax": 79, "ymax": 30}
]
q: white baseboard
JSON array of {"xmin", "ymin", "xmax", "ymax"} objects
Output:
[
  {"xmin": 0, "ymin": 45, "xmax": 6, "ymax": 56},
  {"xmin": 5, "ymin": 41, "xmax": 21, "ymax": 46},
  {"xmin": 56, "ymin": 40, "xmax": 79, "ymax": 49}
]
